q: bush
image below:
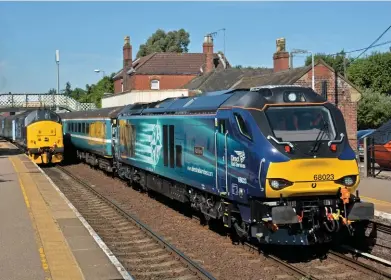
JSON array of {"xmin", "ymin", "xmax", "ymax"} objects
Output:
[{"xmin": 358, "ymin": 89, "xmax": 391, "ymax": 130}]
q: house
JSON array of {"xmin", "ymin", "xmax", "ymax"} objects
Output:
[
  {"xmin": 112, "ymin": 34, "xmax": 230, "ymax": 94},
  {"xmin": 183, "ymin": 38, "xmax": 362, "ymax": 150}
]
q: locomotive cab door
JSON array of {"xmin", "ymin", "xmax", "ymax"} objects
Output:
[{"xmin": 216, "ymin": 117, "xmax": 231, "ymax": 197}]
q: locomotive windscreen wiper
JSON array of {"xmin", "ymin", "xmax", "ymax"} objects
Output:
[{"xmin": 310, "ymin": 121, "xmax": 329, "ymax": 153}]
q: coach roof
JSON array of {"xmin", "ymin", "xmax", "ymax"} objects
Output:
[{"xmin": 59, "ymin": 106, "xmax": 125, "ymax": 119}]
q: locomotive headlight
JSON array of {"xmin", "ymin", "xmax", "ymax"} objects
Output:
[
  {"xmin": 343, "ymin": 176, "xmax": 354, "ymax": 186},
  {"xmin": 269, "ymin": 179, "xmax": 293, "ymax": 190},
  {"xmin": 335, "ymin": 175, "xmax": 357, "ymax": 187},
  {"xmin": 288, "ymin": 93, "xmax": 297, "ymax": 102}
]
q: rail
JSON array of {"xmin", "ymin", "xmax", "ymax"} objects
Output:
[
  {"xmin": 54, "ymin": 165, "xmax": 216, "ymax": 280},
  {"xmin": 0, "ymin": 93, "xmax": 96, "ymax": 112}
]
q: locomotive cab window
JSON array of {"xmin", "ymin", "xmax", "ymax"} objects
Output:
[
  {"xmin": 265, "ymin": 106, "xmax": 336, "ymax": 142},
  {"xmin": 234, "ymin": 113, "xmax": 252, "ymax": 140}
]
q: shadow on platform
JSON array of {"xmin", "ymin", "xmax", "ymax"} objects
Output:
[{"xmin": 0, "ymin": 139, "xmax": 24, "ymax": 157}]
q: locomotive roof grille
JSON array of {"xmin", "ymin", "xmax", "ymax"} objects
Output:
[{"xmin": 58, "ymin": 86, "xmax": 327, "ymax": 119}]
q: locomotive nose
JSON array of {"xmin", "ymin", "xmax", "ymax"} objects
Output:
[{"xmin": 265, "ymin": 158, "xmax": 360, "ymax": 198}]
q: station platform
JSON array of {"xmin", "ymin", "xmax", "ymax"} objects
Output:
[
  {"xmin": 0, "ymin": 140, "xmax": 126, "ymax": 280},
  {"xmin": 358, "ymin": 177, "xmax": 391, "ymax": 221}
]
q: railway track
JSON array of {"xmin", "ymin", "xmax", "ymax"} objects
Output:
[
  {"xmin": 44, "ymin": 165, "xmax": 316, "ymax": 280},
  {"xmin": 372, "ymin": 222, "xmax": 391, "ymax": 235},
  {"xmin": 44, "ymin": 162, "xmax": 391, "ymax": 280},
  {"xmin": 43, "ymin": 165, "xmax": 216, "ymax": 280},
  {"xmin": 241, "ymin": 240, "xmax": 391, "ymax": 280}
]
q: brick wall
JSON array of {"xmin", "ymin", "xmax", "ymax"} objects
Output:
[
  {"xmin": 295, "ymin": 64, "xmax": 359, "ymax": 150},
  {"xmin": 114, "ymin": 79, "xmax": 122, "ymax": 93},
  {"xmin": 114, "ymin": 74, "xmax": 197, "ymax": 93},
  {"xmin": 133, "ymin": 75, "xmax": 197, "ymax": 91}
]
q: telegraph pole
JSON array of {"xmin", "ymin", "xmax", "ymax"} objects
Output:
[{"xmin": 55, "ymin": 50, "xmax": 60, "ymax": 112}]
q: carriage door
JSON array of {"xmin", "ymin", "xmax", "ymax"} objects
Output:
[
  {"xmin": 12, "ymin": 120, "xmax": 16, "ymax": 141},
  {"xmin": 216, "ymin": 118, "xmax": 230, "ymax": 196},
  {"xmin": 111, "ymin": 119, "xmax": 118, "ymax": 158}
]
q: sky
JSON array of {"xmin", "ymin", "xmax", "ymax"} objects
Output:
[{"xmin": 0, "ymin": 1, "xmax": 391, "ymax": 93}]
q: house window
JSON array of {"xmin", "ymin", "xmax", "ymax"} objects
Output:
[
  {"xmin": 321, "ymin": 80, "xmax": 328, "ymax": 100},
  {"xmin": 150, "ymin": 79, "xmax": 160, "ymax": 90}
]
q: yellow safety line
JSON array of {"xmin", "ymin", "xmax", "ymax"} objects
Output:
[
  {"xmin": 361, "ymin": 195, "xmax": 391, "ymax": 207},
  {"xmin": 9, "ymin": 156, "xmax": 52, "ymax": 280}
]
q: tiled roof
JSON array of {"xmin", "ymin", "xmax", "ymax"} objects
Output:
[
  {"xmin": 183, "ymin": 68, "xmax": 273, "ymax": 92},
  {"xmin": 113, "ymin": 52, "xmax": 229, "ymax": 80},
  {"xmin": 233, "ymin": 66, "xmax": 311, "ymax": 89}
]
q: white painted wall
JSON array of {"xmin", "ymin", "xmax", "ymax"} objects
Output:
[{"xmin": 101, "ymin": 89, "xmax": 189, "ymax": 108}]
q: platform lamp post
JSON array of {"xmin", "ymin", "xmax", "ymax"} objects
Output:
[
  {"xmin": 290, "ymin": 49, "xmax": 315, "ymax": 90},
  {"xmin": 94, "ymin": 69, "xmax": 106, "ymax": 78},
  {"xmin": 55, "ymin": 50, "xmax": 60, "ymax": 111}
]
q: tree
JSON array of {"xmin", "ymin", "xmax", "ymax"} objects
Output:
[
  {"xmin": 347, "ymin": 51, "xmax": 391, "ymax": 95},
  {"xmin": 70, "ymin": 87, "xmax": 86, "ymax": 101},
  {"xmin": 64, "ymin": 82, "xmax": 72, "ymax": 96},
  {"xmin": 136, "ymin": 28, "xmax": 190, "ymax": 58},
  {"xmin": 47, "ymin": 88, "xmax": 56, "ymax": 94},
  {"xmin": 357, "ymin": 89, "xmax": 391, "ymax": 129},
  {"xmin": 305, "ymin": 51, "xmax": 352, "ymax": 74}
]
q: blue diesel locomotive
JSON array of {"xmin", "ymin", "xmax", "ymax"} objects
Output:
[{"xmin": 60, "ymin": 85, "xmax": 374, "ymax": 245}]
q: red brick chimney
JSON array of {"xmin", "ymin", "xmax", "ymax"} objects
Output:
[
  {"xmin": 203, "ymin": 34, "xmax": 214, "ymax": 73},
  {"xmin": 273, "ymin": 38, "xmax": 289, "ymax": 72},
  {"xmin": 123, "ymin": 36, "xmax": 132, "ymax": 92}
]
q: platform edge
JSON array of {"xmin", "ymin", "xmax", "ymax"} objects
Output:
[
  {"xmin": 374, "ymin": 210, "xmax": 391, "ymax": 221},
  {"xmin": 32, "ymin": 161, "xmax": 134, "ymax": 280}
]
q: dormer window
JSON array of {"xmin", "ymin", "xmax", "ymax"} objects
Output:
[{"xmin": 150, "ymin": 79, "xmax": 160, "ymax": 90}]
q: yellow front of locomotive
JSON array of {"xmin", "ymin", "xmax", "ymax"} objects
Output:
[{"xmin": 26, "ymin": 120, "xmax": 64, "ymax": 164}]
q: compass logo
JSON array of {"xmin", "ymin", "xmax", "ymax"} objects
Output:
[{"xmin": 150, "ymin": 123, "xmax": 162, "ymax": 166}]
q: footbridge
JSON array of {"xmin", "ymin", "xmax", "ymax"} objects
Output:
[{"xmin": 0, "ymin": 93, "xmax": 96, "ymax": 112}]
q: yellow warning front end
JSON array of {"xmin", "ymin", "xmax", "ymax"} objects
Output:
[
  {"xmin": 27, "ymin": 120, "xmax": 64, "ymax": 165},
  {"xmin": 265, "ymin": 158, "xmax": 360, "ymax": 199}
]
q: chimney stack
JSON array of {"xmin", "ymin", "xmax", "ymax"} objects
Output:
[
  {"xmin": 273, "ymin": 38, "xmax": 290, "ymax": 73},
  {"xmin": 123, "ymin": 36, "xmax": 132, "ymax": 92},
  {"xmin": 203, "ymin": 34, "xmax": 214, "ymax": 73}
]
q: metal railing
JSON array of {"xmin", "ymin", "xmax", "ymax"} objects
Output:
[
  {"xmin": 362, "ymin": 135, "xmax": 391, "ymax": 179},
  {"xmin": 0, "ymin": 93, "xmax": 96, "ymax": 111}
]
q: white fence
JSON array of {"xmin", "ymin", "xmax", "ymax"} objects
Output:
[
  {"xmin": 101, "ymin": 89, "xmax": 189, "ymax": 108},
  {"xmin": 0, "ymin": 93, "xmax": 96, "ymax": 111}
]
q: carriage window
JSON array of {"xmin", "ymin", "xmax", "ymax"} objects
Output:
[
  {"xmin": 82, "ymin": 123, "xmax": 85, "ymax": 134},
  {"xmin": 234, "ymin": 113, "xmax": 252, "ymax": 140},
  {"xmin": 86, "ymin": 123, "xmax": 90, "ymax": 134},
  {"xmin": 265, "ymin": 106, "xmax": 336, "ymax": 142},
  {"xmin": 78, "ymin": 123, "xmax": 81, "ymax": 133}
]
